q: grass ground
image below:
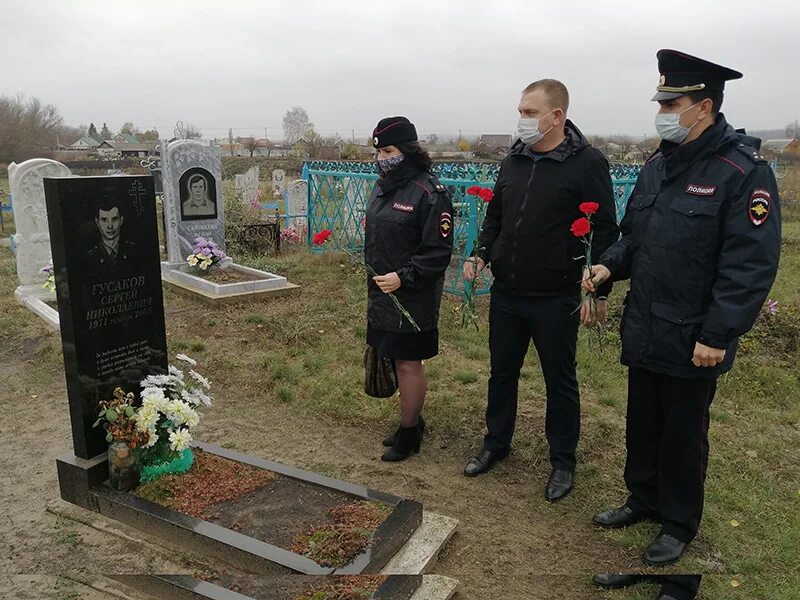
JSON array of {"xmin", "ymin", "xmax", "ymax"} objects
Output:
[{"xmin": 0, "ymin": 171, "xmax": 798, "ymax": 599}]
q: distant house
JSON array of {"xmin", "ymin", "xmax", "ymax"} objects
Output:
[
  {"xmin": 96, "ymin": 141, "xmax": 155, "ymax": 158},
  {"xmin": 762, "ymin": 139, "xmax": 800, "ymax": 154},
  {"xmin": 113, "ymin": 133, "xmax": 140, "ymax": 144},
  {"xmin": 70, "ymin": 137, "xmax": 101, "ymax": 149},
  {"xmin": 479, "ymin": 134, "xmax": 513, "ymax": 149},
  {"xmin": 476, "ymin": 134, "xmax": 513, "ymax": 158}
]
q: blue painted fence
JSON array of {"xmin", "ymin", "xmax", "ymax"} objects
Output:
[{"xmin": 305, "ymin": 161, "xmax": 641, "ymax": 298}]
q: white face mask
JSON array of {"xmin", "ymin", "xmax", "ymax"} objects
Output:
[
  {"xmin": 655, "ymin": 102, "xmax": 701, "ymax": 144},
  {"xmin": 517, "ymin": 110, "xmax": 554, "ymax": 146}
]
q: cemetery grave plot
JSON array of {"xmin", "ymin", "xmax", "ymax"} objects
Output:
[
  {"xmin": 91, "ymin": 442, "xmax": 421, "ymax": 575},
  {"xmin": 132, "ymin": 448, "xmax": 404, "ymax": 570},
  {"xmin": 45, "ymin": 174, "xmax": 422, "ymax": 578},
  {"xmin": 160, "ymin": 140, "xmax": 299, "ymax": 304}
]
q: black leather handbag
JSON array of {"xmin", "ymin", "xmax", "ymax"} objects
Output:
[{"xmin": 363, "ymin": 345, "xmax": 397, "ymax": 398}]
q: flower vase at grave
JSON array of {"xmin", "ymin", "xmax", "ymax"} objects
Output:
[{"xmin": 108, "ymin": 441, "xmax": 141, "ymax": 491}]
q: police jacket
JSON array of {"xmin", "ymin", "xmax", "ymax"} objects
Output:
[
  {"xmin": 600, "ymin": 115, "xmax": 781, "ymax": 379},
  {"xmin": 364, "ymin": 161, "xmax": 454, "ymax": 333},
  {"xmin": 477, "ymin": 120, "xmax": 619, "ymax": 297}
]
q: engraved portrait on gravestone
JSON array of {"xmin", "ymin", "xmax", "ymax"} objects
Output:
[
  {"xmin": 86, "ymin": 196, "xmax": 136, "ymax": 279},
  {"xmin": 179, "ymin": 168, "xmax": 217, "ymax": 220}
]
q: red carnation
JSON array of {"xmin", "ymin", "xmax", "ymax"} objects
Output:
[
  {"xmin": 477, "ymin": 188, "xmax": 494, "ymax": 202},
  {"xmin": 312, "ymin": 229, "xmax": 332, "ymax": 245},
  {"xmin": 570, "ymin": 218, "xmax": 591, "ymax": 238},
  {"xmin": 466, "ymin": 185, "xmax": 481, "ymax": 196},
  {"xmin": 579, "ymin": 202, "xmax": 600, "ymax": 215}
]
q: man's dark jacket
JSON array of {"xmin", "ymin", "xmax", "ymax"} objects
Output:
[{"xmin": 478, "ymin": 120, "xmax": 619, "ymax": 297}]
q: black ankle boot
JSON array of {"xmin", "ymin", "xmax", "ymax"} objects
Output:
[
  {"xmin": 382, "ymin": 415, "xmax": 425, "ymax": 447},
  {"xmin": 381, "ymin": 425, "xmax": 422, "ymax": 462}
]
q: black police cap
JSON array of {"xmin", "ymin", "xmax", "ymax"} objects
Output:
[
  {"xmin": 652, "ymin": 49, "xmax": 743, "ymax": 101},
  {"xmin": 372, "ymin": 116, "xmax": 418, "ymax": 148}
]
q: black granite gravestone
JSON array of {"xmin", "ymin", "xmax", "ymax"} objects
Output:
[{"xmin": 44, "ymin": 176, "xmax": 168, "ymax": 461}]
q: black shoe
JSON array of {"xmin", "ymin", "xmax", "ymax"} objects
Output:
[
  {"xmin": 381, "ymin": 425, "xmax": 422, "ymax": 462},
  {"xmin": 592, "ymin": 574, "xmax": 647, "ymax": 589},
  {"xmin": 643, "ymin": 534, "xmax": 688, "ymax": 567},
  {"xmin": 545, "ymin": 469, "xmax": 574, "ymax": 502},
  {"xmin": 463, "ymin": 448, "xmax": 507, "ymax": 477},
  {"xmin": 383, "ymin": 415, "xmax": 425, "ymax": 447},
  {"xmin": 656, "ymin": 595, "xmax": 679, "ymax": 600},
  {"xmin": 593, "ymin": 504, "xmax": 656, "ymax": 529}
]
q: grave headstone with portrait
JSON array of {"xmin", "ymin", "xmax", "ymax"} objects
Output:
[
  {"xmin": 44, "ymin": 175, "xmax": 169, "ymax": 504},
  {"xmin": 9, "ymin": 158, "xmax": 71, "ymax": 329},
  {"xmin": 43, "ymin": 180, "xmax": 452, "ymax": 585},
  {"xmin": 161, "ymin": 139, "xmax": 226, "ymax": 264},
  {"xmin": 159, "ymin": 139, "xmax": 298, "ymax": 303}
]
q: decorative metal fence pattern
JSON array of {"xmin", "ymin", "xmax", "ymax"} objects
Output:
[{"xmin": 306, "ymin": 161, "xmax": 641, "ymax": 298}]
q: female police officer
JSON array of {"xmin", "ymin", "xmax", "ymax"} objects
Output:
[{"xmin": 365, "ymin": 116, "xmax": 453, "ymax": 462}]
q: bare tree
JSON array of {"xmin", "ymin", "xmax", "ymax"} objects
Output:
[
  {"xmin": 100, "ymin": 122, "xmax": 112, "ymax": 140},
  {"xmin": 785, "ymin": 119, "xmax": 800, "ymax": 139},
  {"xmin": 0, "ymin": 94, "xmax": 64, "ymax": 163},
  {"xmin": 282, "ymin": 106, "xmax": 313, "ymax": 145},
  {"xmin": 139, "ymin": 129, "xmax": 159, "ymax": 141},
  {"xmin": 183, "ymin": 123, "xmax": 202, "ymax": 140},
  {"xmin": 242, "ymin": 137, "xmax": 260, "ymax": 157}
]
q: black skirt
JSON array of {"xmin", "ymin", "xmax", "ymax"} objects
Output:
[{"xmin": 367, "ymin": 325, "xmax": 439, "ymax": 361}]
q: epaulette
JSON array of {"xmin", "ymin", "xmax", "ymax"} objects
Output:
[
  {"xmin": 734, "ymin": 142, "xmax": 766, "ymax": 164},
  {"xmin": 427, "ymin": 174, "xmax": 447, "ymax": 194}
]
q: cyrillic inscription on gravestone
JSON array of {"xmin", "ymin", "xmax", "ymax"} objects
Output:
[{"xmin": 44, "ymin": 175, "xmax": 168, "ymax": 459}]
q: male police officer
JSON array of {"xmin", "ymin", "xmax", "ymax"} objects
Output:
[{"xmin": 585, "ymin": 49, "xmax": 781, "ymax": 576}]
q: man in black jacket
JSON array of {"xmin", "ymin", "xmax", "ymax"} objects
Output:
[
  {"xmin": 463, "ymin": 79, "xmax": 619, "ymax": 502},
  {"xmin": 585, "ymin": 50, "xmax": 781, "ymax": 573}
]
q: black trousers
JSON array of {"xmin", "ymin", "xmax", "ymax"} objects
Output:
[
  {"xmin": 625, "ymin": 368, "xmax": 717, "ymax": 543},
  {"xmin": 484, "ymin": 288, "xmax": 580, "ymax": 470},
  {"xmin": 659, "ymin": 575, "xmax": 702, "ymax": 599}
]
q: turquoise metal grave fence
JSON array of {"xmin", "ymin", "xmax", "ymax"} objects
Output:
[{"xmin": 305, "ymin": 161, "xmax": 641, "ymax": 298}]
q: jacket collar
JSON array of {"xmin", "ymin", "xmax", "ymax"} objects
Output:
[
  {"xmin": 508, "ymin": 119, "xmax": 589, "ymax": 163},
  {"xmin": 377, "ymin": 160, "xmax": 423, "ymax": 196},
  {"xmin": 660, "ymin": 113, "xmax": 738, "ymax": 180}
]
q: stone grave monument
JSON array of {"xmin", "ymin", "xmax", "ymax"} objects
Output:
[
  {"xmin": 235, "ymin": 166, "xmax": 260, "ymax": 208},
  {"xmin": 44, "ymin": 176, "xmax": 455, "ymax": 590},
  {"xmin": 286, "ymin": 179, "xmax": 308, "ymax": 233},
  {"xmin": 159, "ymin": 139, "xmax": 298, "ymax": 303},
  {"xmin": 9, "ymin": 158, "xmax": 71, "ymax": 330}
]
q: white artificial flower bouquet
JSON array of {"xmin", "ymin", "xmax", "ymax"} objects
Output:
[{"xmin": 135, "ymin": 354, "xmax": 213, "ymax": 469}]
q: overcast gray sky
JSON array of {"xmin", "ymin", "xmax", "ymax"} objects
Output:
[{"xmin": 5, "ymin": 0, "xmax": 799, "ymax": 140}]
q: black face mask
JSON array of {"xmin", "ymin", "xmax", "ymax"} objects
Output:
[{"xmin": 376, "ymin": 153, "xmax": 405, "ymax": 176}]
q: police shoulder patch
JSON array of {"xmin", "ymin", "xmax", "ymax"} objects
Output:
[
  {"xmin": 439, "ymin": 212, "xmax": 452, "ymax": 238},
  {"xmin": 749, "ymin": 189, "xmax": 771, "ymax": 226}
]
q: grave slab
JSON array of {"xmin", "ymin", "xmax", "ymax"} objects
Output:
[{"xmin": 160, "ymin": 140, "xmax": 297, "ymax": 300}]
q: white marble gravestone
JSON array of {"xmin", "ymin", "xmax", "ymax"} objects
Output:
[
  {"xmin": 286, "ymin": 180, "xmax": 308, "ymax": 231},
  {"xmin": 161, "ymin": 139, "xmax": 226, "ymax": 264},
  {"xmin": 272, "ymin": 169, "xmax": 287, "ymax": 196},
  {"xmin": 235, "ymin": 166, "xmax": 259, "ymax": 208},
  {"xmin": 8, "ymin": 159, "xmax": 72, "ymax": 287},
  {"xmin": 9, "ymin": 158, "xmax": 71, "ymax": 330}
]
